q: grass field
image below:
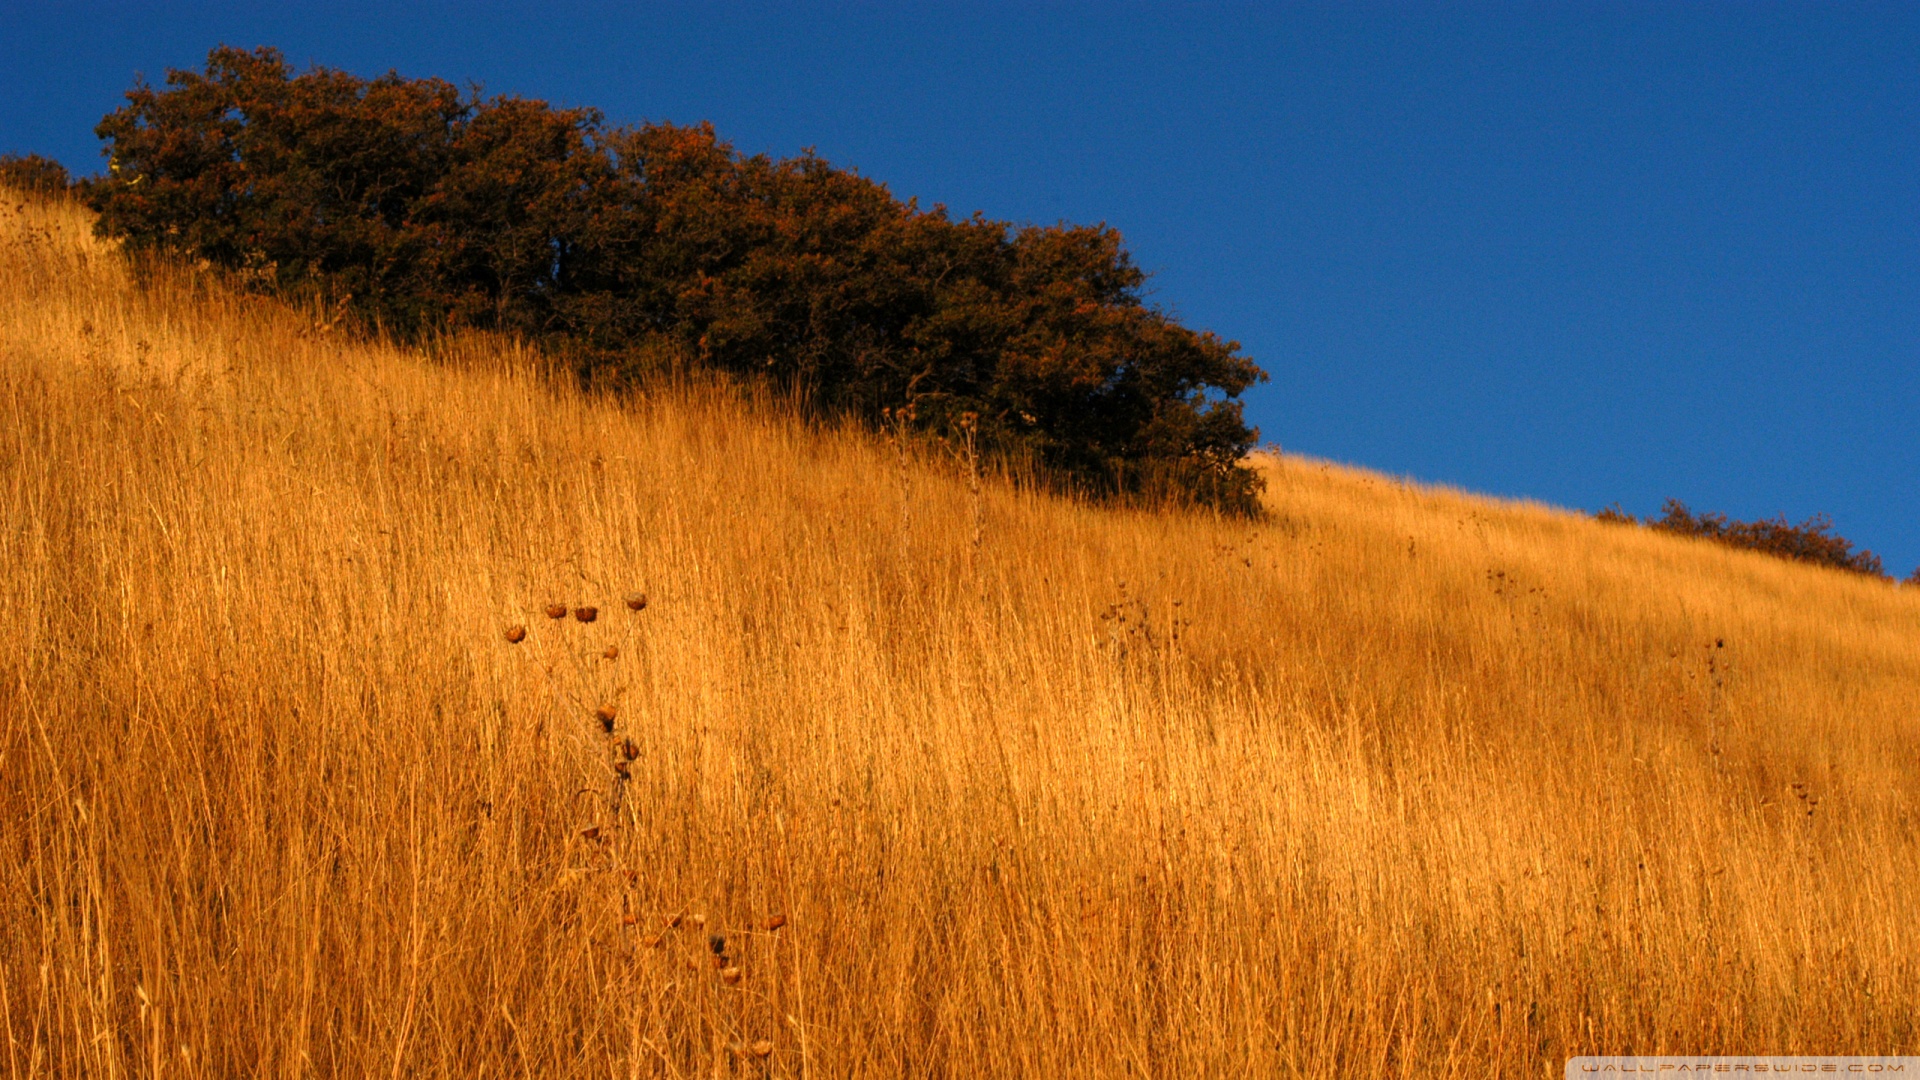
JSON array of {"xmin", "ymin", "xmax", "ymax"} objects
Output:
[{"xmin": 4, "ymin": 189, "xmax": 1918, "ymax": 1077}]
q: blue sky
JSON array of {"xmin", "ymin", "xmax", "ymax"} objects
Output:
[{"xmin": 5, "ymin": 2, "xmax": 1916, "ymax": 575}]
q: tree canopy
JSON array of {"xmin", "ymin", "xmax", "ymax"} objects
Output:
[{"xmin": 86, "ymin": 46, "xmax": 1269, "ymax": 510}]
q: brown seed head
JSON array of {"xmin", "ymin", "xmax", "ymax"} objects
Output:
[
  {"xmin": 613, "ymin": 760, "xmax": 631, "ymax": 779},
  {"xmin": 504, "ymin": 625, "xmax": 527, "ymax": 644},
  {"xmin": 624, "ymin": 592, "xmax": 648, "ymax": 611},
  {"xmin": 762, "ymin": 913, "xmax": 788, "ymax": 932},
  {"xmin": 545, "ymin": 603, "xmax": 569, "ymax": 620},
  {"xmin": 665, "ymin": 913, "xmax": 684, "ymax": 929},
  {"xmin": 574, "ymin": 606, "xmax": 598, "ymax": 623},
  {"xmin": 621, "ymin": 738, "xmax": 640, "ymax": 761},
  {"xmin": 603, "ymin": 644, "xmax": 619, "ymax": 659},
  {"xmin": 595, "ymin": 704, "xmax": 617, "ymax": 732},
  {"xmin": 642, "ymin": 933, "xmax": 663, "ymax": 948},
  {"xmin": 750, "ymin": 1040, "xmax": 773, "ymax": 1059},
  {"xmin": 720, "ymin": 965, "xmax": 743, "ymax": 985}
]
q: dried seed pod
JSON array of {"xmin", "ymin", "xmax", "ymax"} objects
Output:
[
  {"xmin": 642, "ymin": 934, "xmax": 663, "ymax": 948},
  {"xmin": 504, "ymin": 625, "xmax": 527, "ymax": 643},
  {"xmin": 720, "ymin": 965, "xmax": 743, "ymax": 985},
  {"xmin": 750, "ymin": 1040, "xmax": 774, "ymax": 1059},
  {"xmin": 545, "ymin": 603, "xmax": 569, "ymax": 620},
  {"xmin": 709, "ymin": 934, "xmax": 726, "ymax": 955},
  {"xmin": 603, "ymin": 644, "xmax": 619, "ymax": 659},
  {"xmin": 621, "ymin": 738, "xmax": 640, "ymax": 761},
  {"xmin": 574, "ymin": 606, "xmax": 598, "ymax": 623},
  {"xmin": 612, "ymin": 760, "xmax": 631, "ymax": 779},
  {"xmin": 762, "ymin": 913, "xmax": 788, "ymax": 932},
  {"xmin": 624, "ymin": 592, "xmax": 648, "ymax": 611},
  {"xmin": 665, "ymin": 913, "xmax": 684, "ymax": 929}
]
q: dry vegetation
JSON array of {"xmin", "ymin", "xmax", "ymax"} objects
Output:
[{"xmin": 3, "ymin": 189, "xmax": 1918, "ymax": 1078}]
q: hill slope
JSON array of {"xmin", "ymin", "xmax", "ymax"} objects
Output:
[{"xmin": 3, "ymin": 192, "xmax": 1917, "ymax": 1077}]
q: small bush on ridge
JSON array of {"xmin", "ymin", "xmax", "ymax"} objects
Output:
[
  {"xmin": 0, "ymin": 153, "xmax": 71, "ymax": 194},
  {"xmin": 1599, "ymin": 499, "xmax": 1895, "ymax": 580}
]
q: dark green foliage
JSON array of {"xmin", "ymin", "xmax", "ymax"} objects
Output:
[
  {"xmin": 86, "ymin": 46, "xmax": 1267, "ymax": 511},
  {"xmin": 0, "ymin": 153, "xmax": 71, "ymax": 194},
  {"xmin": 1631, "ymin": 499, "xmax": 1889, "ymax": 579}
]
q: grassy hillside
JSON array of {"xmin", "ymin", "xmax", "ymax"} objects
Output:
[{"xmin": 3, "ymin": 190, "xmax": 1917, "ymax": 1078}]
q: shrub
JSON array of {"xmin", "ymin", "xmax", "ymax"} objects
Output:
[
  {"xmin": 1646, "ymin": 499, "xmax": 1886, "ymax": 579},
  {"xmin": 0, "ymin": 153, "xmax": 71, "ymax": 194},
  {"xmin": 85, "ymin": 46, "xmax": 1267, "ymax": 511}
]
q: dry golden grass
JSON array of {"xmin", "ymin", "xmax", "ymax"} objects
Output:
[{"xmin": 3, "ymin": 190, "xmax": 1918, "ymax": 1078}]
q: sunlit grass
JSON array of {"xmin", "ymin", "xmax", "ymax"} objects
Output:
[{"xmin": 2, "ymin": 190, "xmax": 1916, "ymax": 1077}]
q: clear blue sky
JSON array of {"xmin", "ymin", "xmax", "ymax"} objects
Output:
[{"xmin": 6, "ymin": 2, "xmax": 1916, "ymax": 575}]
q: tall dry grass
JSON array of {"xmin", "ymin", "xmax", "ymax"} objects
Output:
[{"xmin": 2, "ymin": 190, "xmax": 1917, "ymax": 1078}]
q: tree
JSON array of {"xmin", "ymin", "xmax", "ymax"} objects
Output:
[{"xmin": 87, "ymin": 46, "xmax": 1270, "ymax": 511}]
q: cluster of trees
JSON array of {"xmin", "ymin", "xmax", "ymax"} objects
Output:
[
  {"xmin": 1599, "ymin": 499, "xmax": 1915, "ymax": 583},
  {"xmin": 79, "ymin": 46, "xmax": 1267, "ymax": 510}
]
